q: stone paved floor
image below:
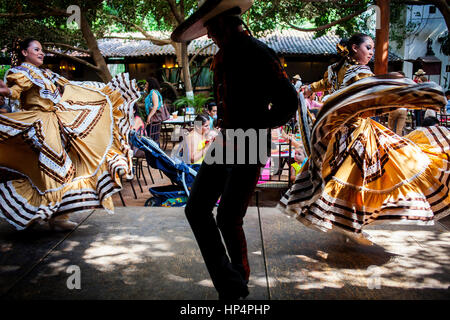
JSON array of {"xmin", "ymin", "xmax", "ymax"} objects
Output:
[{"xmin": 1, "ymin": 206, "xmax": 449, "ymax": 300}]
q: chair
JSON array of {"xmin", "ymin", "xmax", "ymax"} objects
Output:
[
  {"xmin": 160, "ymin": 123, "xmax": 173, "ymax": 150},
  {"xmin": 133, "ymin": 153, "xmax": 155, "ymax": 185},
  {"xmin": 146, "ymin": 120, "xmax": 163, "ymax": 146},
  {"xmin": 117, "ymin": 175, "xmax": 138, "ymax": 207},
  {"xmin": 254, "ymin": 139, "xmax": 293, "ymax": 208},
  {"xmin": 117, "ymin": 190, "xmax": 126, "ymax": 206}
]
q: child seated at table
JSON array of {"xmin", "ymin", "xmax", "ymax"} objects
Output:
[{"xmin": 290, "ymin": 149, "xmax": 307, "ymax": 183}]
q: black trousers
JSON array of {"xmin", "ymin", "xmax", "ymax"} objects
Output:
[{"xmin": 185, "ymin": 162, "xmax": 261, "ymax": 295}]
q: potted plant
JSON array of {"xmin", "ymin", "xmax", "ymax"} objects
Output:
[{"xmin": 173, "ymin": 94, "xmax": 213, "ymax": 115}]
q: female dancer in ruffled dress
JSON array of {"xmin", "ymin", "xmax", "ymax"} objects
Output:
[
  {"xmin": 0, "ymin": 38, "xmax": 139, "ymax": 231},
  {"xmin": 280, "ymin": 33, "xmax": 449, "ymax": 245}
]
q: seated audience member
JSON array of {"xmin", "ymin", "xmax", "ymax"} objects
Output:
[
  {"xmin": 174, "ymin": 114, "xmax": 211, "ymax": 164},
  {"xmin": 421, "ymin": 116, "xmax": 440, "ymax": 127},
  {"xmin": 290, "ymin": 149, "xmax": 307, "ymax": 183}
]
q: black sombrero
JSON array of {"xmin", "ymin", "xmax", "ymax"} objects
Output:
[{"xmin": 171, "ymin": 0, "xmax": 254, "ymax": 42}]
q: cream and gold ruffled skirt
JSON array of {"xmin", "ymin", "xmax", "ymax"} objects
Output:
[{"xmin": 0, "ymin": 74, "xmax": 139, "ymax": 230}]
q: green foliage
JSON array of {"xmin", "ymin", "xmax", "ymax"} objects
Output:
[
  {"xmin": 0, "ymin": 65, "xmax": 10, "ymax": 80},
  {"xmin": 104, "ymin": 0, "xmax": 199, "ymax": 32},
  {"xmin": 245, "ymin": 0, "xmax": 422, "ymax": 46},
  {"xmin": 0, "ymin": 0, "xmax": 105, "ymax": 58},
  {"xmin": 245, "ymin": 0, "xmax": 372, "ymax": 38},
  {"xmin": 173, "ymin": 94, "xmax": 213, "ymax": 114}
]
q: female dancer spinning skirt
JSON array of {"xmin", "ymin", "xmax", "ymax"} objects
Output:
[
  {"xmin": 280, "ymin": 34, "xmax": 449, "ymax": 245},
  {"xmin": 0, "ymin": 38, "xmax": 139, "ymax": 230}
]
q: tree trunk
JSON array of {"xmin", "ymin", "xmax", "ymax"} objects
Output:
[
  {"xmin": 181, "ymin": 42, "xmax": 194, "ymax": 99},
  {"xmin": 374, "ymin": 0, "xmax": 390, "ymax": 75},
  {"xmin": 80, "ymin": 12, "xmax": 111, "ymax": 83},
  {"xmin": 173, "ymin": 42, "xmax": 194, "ymax": 99}
]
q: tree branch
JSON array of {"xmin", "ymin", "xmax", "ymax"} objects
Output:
[
  {"xmin": 288, "ymin": 7, "xmax": 367, "ymax": 32},
  {"xmin": 0, "ymin": 11, "xmax": 69, "ymax": 19},
  {"xmin": 189, "ymin": 43, "xmax": 214, "ymax": 66},
  {"xmin": 256, "ymin": 0, "xmax": 281, "ymax": 21},
  {"xmin": 43, "ymin": 42, "xmax": 91, "ymax": 55},
  {"xmin": 44, "ymin": 48, "xmax": 101, "ymax": 71},
  {"xmin": 167, "ymin": 0, "xmax": 184, "ymax": 24}
]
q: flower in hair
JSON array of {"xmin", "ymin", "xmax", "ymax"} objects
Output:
[{"xmin": 336, "ymin": 43, "xmax": 349, "ymax": 57}]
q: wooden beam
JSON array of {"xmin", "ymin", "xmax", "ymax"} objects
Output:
[{"xmin": 374, "ymin": 0, "xmax": 390, "ymax": 75}]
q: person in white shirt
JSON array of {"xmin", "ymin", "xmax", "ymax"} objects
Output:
[{"xmin": 292, "ymin": 74, "xmax": 302, "ymax": 93}]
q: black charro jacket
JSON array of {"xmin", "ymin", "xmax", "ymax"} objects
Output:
[{"xmin": 213, "ymin": 31, "xmax": 298, "ymax": 131}]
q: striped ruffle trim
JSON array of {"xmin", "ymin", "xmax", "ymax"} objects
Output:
[
  {"xmin": 106, "ymin": 73, "xmax": 139, "ymax": 180},
  {"xmin": 0, "ymin": 171, "xmax": 120, "ymax": 230},
  {"xmin": 280, "ymin": 189, "xmax": 436, "ymax": 236}
]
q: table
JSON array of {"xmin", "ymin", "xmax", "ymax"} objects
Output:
[
  {"xmin": 162, "ymin": 115, "xmax": 196, "ymax": 126},
  {"xmin": 161, "ymin": 115, "xmax": 196, "ymax": 150}
]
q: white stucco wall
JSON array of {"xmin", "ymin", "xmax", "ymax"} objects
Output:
[{"xmin": 391, "ymin": 4, "xmax": 448, "ymax": 89}]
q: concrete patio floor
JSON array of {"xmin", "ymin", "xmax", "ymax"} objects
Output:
[{"xmin": 0, "ymin": 206, "xmax": 449, "ymax": 300}]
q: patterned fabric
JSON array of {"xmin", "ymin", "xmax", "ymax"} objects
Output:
[
  {"xmin": 310, "ymin": 59, "xmax": 373, "ymax": 97},
  {"xmin": 0, "ymin": 65, "xmax": 139, "ymax": 230},
  {"xmin": 280, "ymin": 73, "xmax": 448, "ymax": 244},
  {"xmin": 6, "ymin": 63, "xmax": 65, "ymax": 104}
]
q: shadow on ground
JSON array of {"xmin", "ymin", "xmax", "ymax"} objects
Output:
[{"xmin": 1, "ymin": 207, "xmax": 449, "ymax": 300}]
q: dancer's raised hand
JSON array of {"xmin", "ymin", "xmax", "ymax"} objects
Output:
[{"xmin": 0, "ymin": 80, "xmax": 10, "ymax": 97}]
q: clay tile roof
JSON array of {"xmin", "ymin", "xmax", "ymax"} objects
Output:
[{"xmin": 48, "ymin": 30, "xmax": 402, "ymax": 61}]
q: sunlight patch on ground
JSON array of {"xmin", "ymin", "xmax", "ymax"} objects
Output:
[
  {"xmin": 0, "ymin": 265, "xmax": 20, "ymax": 272},
  {"xmin": 31, "ymin": 258, "xmax": 71, "ymax": 282},
  {"xmin": 166, "ymin": 273, "xmax": 192, "ymax": 283},
  {"xmin": 82, "ymin": 234, "xmax": 175, "ymax": 272},
  {"xmin": 271, "ymin": 229, "xmax": 450, "ymax": 291},
  {"xmin": 61, "ymin": 240, "xmax": 80, "ymax": 252},
  {"xmin": 196, "ymin": 279, "xmax": 214, "ymax": 287}
]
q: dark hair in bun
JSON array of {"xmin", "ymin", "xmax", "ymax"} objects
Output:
[
  {"xmin": 11, "ymin": 38, "xmax": 39, "ymax": 67},
  {"xmin": 333, "ymin": 33, "xmax": 371, "ymax": 72},
  {"xmin": 343, "ymin": 33, "xmax": 370, "ymax": 56}
]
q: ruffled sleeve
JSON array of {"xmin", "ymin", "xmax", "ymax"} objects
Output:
[
  {"xmin": 310, "ymin": 69, "xmax": 331, "ymax": 92},
  {"xmin": 6, "ymin": 72, "xmax": 34, "ymax": 100}
]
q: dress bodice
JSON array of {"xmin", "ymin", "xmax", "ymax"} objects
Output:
[
  {"xmin": 6, "ymin": 63, "xmax": 68, "ymax": 111},
  {"xmin": 310, "ymin": 59, "xmax": 374, "ymax": 95}
]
